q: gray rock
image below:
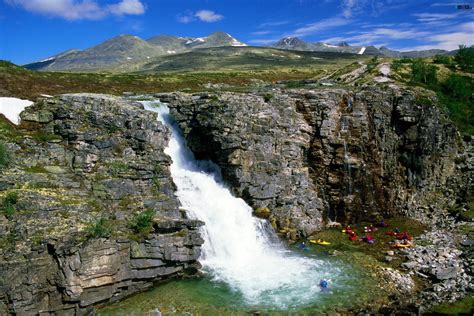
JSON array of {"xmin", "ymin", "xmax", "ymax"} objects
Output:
[
  {"xmin": 435, "ymin": 267, "xmax": 459, "ymax": 280},
  {"xmin": 0, "ymin": 94, "xmax": 203, "ymax": 314},
  {"xmin": 401, "ymin": 261, "xmax": 417, "ymax": 269}
]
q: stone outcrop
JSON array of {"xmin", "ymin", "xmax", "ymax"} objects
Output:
[
  {"xmin": 157, "ymin": 86, "xmax": 466, "ymax": 238},
  {"xmin": 0, "ymin": 94, "xmax": 203, "ymax": 314}
]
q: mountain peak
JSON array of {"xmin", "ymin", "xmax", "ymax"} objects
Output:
[
  {"xmin": 337, "ymin": 41, "xmax": 350, "ymax": 47},
  {"xmin": 273, "ymin": 37, "xmax": 308, "ymax": 49}
]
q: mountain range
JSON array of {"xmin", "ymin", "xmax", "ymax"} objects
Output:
[
  {"xmin": 270, "ymin": 37, "xmax": 451, "ymax": 58},
  {"xmin": 24, "ymin": 32, "xmax": 453, "ymax": 72}
]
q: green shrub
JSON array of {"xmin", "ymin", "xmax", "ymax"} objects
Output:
[
  {"xmin": 154, "ymin": 164, "xmax": 163, "ymax": 175},
  {"xmin": 367, "ymin": 56, "xmax": 379, "ymax": 71},
  {"xmin": 442, "ymin": 73, "xmax": 474, "ymax": 101},
  {"xmin": 0, "ymin": 143, "xmax": 9, "ymax": 169},
  {"xmin": 152, "ymin": 176, "xmax": 161, "ymax": 190},
  {"xmin": 4, "ymin": 192, "xmax": 18, "ymax": 205},
  {"xmin": 129, "ymin": 209, "xmax": 155, "ymax": 234},
  {"xmin": 263, "ymin": 93, "xmax": 274, "ymax": 102},
  {"xmin": 109, "ymin": 161, "xmax": 129, "ymax": 176},
  {"xmin": 432, "ymin": 54, "xmax": 451, "ymax": 65},
  {"xmin": 3, "ymin": 204, "xmax": 15, "ymax": 218},
  {"xmin": 86, "ymin": 218, "xmax": 112, "ymax": 238},
  {"xmin": 411, "ymin": 59, "xmax": 438, "ymax": 86},
  {"xmin": 454, "ymin": 45, "xmax": 474, "ymax": 72},
  {"xmin": 1, "ymin": 191, "xmax": 18, "ymax": 218}
]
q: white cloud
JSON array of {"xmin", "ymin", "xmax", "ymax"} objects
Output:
[
  {"xmin": 400, "ymin": 32, "xmax": 474, "ymax": 51},
  {"xmin": 177, "ymin": 9, "xmax": 224, "ymax": 23},
  {"xmin": 195, "ymin": 10, "xmax": 223, "ymax": 22},
  {"xmin": 413, "ymin": 13, "xmax": 459, "ymax": 22},
  {"xmin": 258, "ymin": 20, "xmax": 290, "ymax": 28},
  {"xmin": 430, "ymin": 2, "xmax": 460, "ymax": 7},
  {"xmin": 5, "ymin": 0, "xmax": 145, "ymax": 20},
  {"xmin": 320, "ymin": 26, "xmax": 430, "ymax": 46},
  {"xmin": 177, "ymin": 12, "xmax": 194, "ymax": 24},
  {"xmin": 289, "ymin": 17, "xmax": 352, "ymax": 37},
  {"xmin": 108, "ymin": 0, "xmax": 144, "ymax": 16},
  {"xmin": 342, "ymin": 0, "xmax": 357, "ymax": 18},
  {"xmin": 251, "ymin": 31, "xmax": 273, "ymax": 36}
]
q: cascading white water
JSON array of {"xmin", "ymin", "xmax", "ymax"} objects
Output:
[{"xmin": 143, "ymin": 102, "xmax": 345, "ymax": 309}]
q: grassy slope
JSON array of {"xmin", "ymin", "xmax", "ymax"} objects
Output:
[
  {"xmin": 0, "ymin": 56, "xmax": 361, "ymax": 100},
  {"xmin": 390, "ymin": 58, "xmax": 474, "ymax": 135},
  {"xmin": 139, "ymin": 46, "xmax": 364, "ymax": 73}
]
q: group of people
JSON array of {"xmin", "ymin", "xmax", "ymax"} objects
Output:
[{"xmin": 342, "ymin": 220, "xmax": 414, "ymax": 247}]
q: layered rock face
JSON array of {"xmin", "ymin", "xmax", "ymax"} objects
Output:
[
  {"xmin": 159, "ymin": 87, "xmax": 465, "ymax": 238},
  {"xmin": 0, "ymin": 95, "xmax": 203, "ymax": 314}
]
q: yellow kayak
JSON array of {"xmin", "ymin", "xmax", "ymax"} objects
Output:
[
  {"xmin": 391, "ymin": 243, "xmax": 414, "ymax": 249},
  {"xmin": 309, "ymin": 239, "xmax": 331, "ymax": 246}
]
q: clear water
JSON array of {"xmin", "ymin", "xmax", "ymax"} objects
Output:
[{"xmin": 99, "ymin": 101, "xmax": 383, "ymax": 314}]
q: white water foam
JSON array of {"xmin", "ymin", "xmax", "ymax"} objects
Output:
[{"xmin": 143, "ymin": 101, "xmax": 343, "ymax": 309}]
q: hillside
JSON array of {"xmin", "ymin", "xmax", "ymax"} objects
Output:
[{"xmin": 140, "ymin": 46, "xmax": 364, "ymax": 73}]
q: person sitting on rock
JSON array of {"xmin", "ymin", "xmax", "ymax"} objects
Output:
[
  {"xmin": 348, "ymin": 230, "xmax": 358, "ymax": 241},
  {"xmin": 363, "ymin": 233, "xmax": 375, "ymax": 244}
]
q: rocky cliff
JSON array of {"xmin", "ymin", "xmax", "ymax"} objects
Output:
[
  {"xmin": 0, "ymin": 89, "xmax": 470, "ymax": 314},
  {"xmin": 0, "ymin": 95, "xmax": 203, "ymax": 314},
  {"xmin": 158, "ymin": 86, "xmax": 468, "ymax": 238}
]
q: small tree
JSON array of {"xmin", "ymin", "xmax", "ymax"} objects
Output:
[
  {"xmin": 454, "ymin": 45, "xmax": 474, "ymax": 72},
  {"xmin": 411, "ymin": 59, "xmax": 438, "ymax": 86}
]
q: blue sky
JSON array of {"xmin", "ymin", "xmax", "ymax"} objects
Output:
[{"xmin": 0, "ymin": 0, "xmax": 473, "ymax": 64}]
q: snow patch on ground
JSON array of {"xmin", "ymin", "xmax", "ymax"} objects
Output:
[
  {"xmin": 374, "ymin": 63, "xmax": 392, "ymax": 83},
  {"xmin": 379, "ymin": 63, "xmax": 391, "ymax": 76},
  {"xmin": 358, "ymin": 47, "xmax": 366, "ymax": 55},
  {"xmin": 0, "ymin": 97, "xmax": 33, "ymax": 125},
  {"xmin": 374, "ymin": 76, "xmax": 391, "ymax": 83}
]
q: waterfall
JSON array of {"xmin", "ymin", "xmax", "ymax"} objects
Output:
[
  {"xmin": 143, "ymin": 101, "xmax": 343, "ymax": 309},
  {"xmin": 343, "ymin": 140, "xmax": 353, "ymax": 195}
]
